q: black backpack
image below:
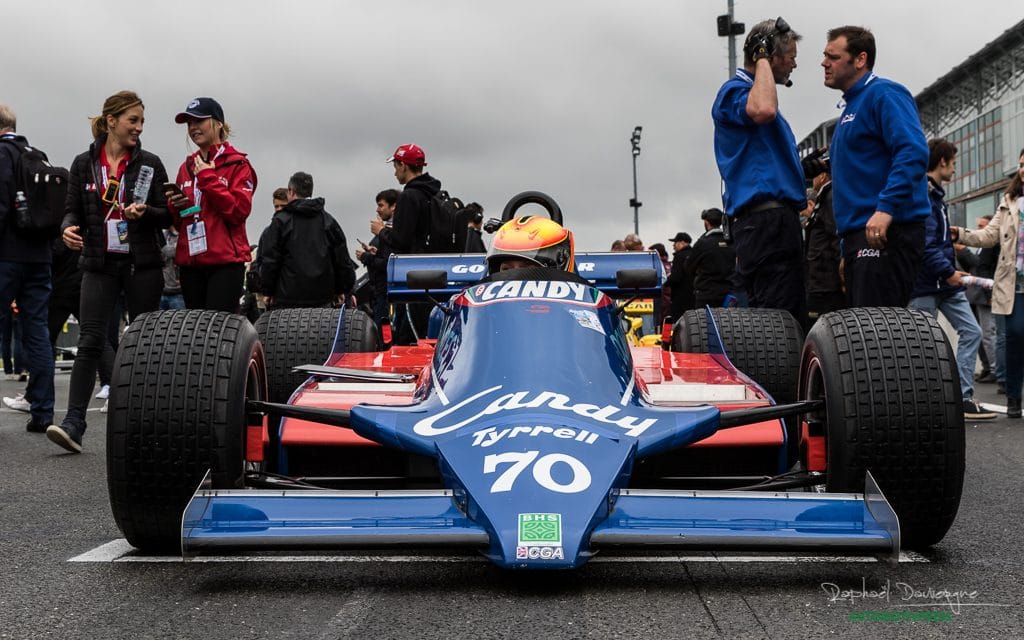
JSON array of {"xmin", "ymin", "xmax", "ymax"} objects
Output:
[
  {"xmin": 2, "ymin": 139, "xmax": 68, "ymax": 238},
  {"xmin": 426, "ymin": 190, "xmax": 465, "ymax": 253}
]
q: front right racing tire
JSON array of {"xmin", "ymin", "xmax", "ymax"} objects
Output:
[
  {"xmin": 799, "ymin": 307, "xmax": 965, "ymax": 548},
  {"xmin": 107, "ymin": 310, "xmax": 266, "ymax": 553}
]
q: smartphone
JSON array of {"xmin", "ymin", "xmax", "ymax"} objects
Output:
[
  {"xmin": 357, "ymin": 238, "xmax": 370, "ymax": 249},
  {"xmin": 162, "ymin": 182, "xmax": 183, "ymax": 197}
]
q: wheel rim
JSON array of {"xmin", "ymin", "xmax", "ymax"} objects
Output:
[
  {"xmin": 243, "ymin": 354, "xmax": 266, "ymax": 475},
  {"xmin": 801, "ymin": 353, "xmax": 828, "ymax": 492}
]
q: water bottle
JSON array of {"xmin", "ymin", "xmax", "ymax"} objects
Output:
[
  {"xmin": 14, "ymin": 190, "xmax": 30, "ymax": 228},
  {"xmin": 960, "ymin": 275, "xmax": 994, "ymax": 290},
  {"xmin": 133, "ymin": 165, "xmax": 154, "ymax": 204}
]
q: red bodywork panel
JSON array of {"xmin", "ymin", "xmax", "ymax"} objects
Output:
[{"xmin": 280, "ymin": 344, "xmax": 786, "ymax": 450}]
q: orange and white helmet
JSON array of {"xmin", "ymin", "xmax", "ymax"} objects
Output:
[{"xmin": 486, "ymin": 215, "xmax": 575, "ymax": 273}]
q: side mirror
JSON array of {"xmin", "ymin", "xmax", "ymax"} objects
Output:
[
  {"xmin": 614, "ymin": 268, "xmax": 657, "ymax": 317},
  {"xmin": 406, "ymin": 270, "xmax": 448, "ymax": 291},
  {"xmin": 615, "ymin": 268, "xmax": 658, "ymax": 290},
  {"xmin": 405, "ymin": 270, "xmax": 451, "ymax": 317}
]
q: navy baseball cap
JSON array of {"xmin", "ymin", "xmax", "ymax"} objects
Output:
[{"xmin": 174, "ymin": 97, "xmax": 225, "ymax": 124}]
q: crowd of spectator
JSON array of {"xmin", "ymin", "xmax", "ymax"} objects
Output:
[{"xmin": 3, "ymin": 20, "xmax": 1021, "ymax": 460}]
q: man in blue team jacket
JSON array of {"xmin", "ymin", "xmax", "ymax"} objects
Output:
[
  {"xmin": 823, "ymin": 25, "xmax": 929, "ymax": 307},
  {"xmin": 712, "ymin": 17, "xmax": 807, "ymax": 328}
]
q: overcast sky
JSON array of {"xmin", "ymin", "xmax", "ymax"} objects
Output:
[{"xmin": 4, "ymin": 1, "xmax": 1017, "ymax": 256}]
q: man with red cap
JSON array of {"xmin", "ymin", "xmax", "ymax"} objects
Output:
[{"xmin": 371, "ymin": 143, "xmax": 441, "ymax": 343}]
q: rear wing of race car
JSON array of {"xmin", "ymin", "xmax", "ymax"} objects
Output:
[{"xmin": 386, "ymin": 251, "xmax": 665, "ymax": 302}]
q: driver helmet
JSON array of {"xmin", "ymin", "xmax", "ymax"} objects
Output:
[{"xmin": 486, "ymin": 215, "xmax": 575, "ymax": 273}]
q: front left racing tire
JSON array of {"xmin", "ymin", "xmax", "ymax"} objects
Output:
[
  {"xmin": 255, "ymin": 307, "xmax": 379, "ymax": 405},
  {"xmin": 800, "ymin": 307, "xmax": 965, "ymax": 548},
  {"xmin": 673, "ymin": 307, "xmax": 804, "ymax": 467},
  {"xmin": 107, "ymin": 310, "xmax": 266, "ymax": 553},
  {"xmin": 672, "ymin": 307, "xmax": 803, "ymax": 403}
]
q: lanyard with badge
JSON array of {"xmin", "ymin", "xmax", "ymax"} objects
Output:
[
  {"xmin": 182, "ymin": 145, "xmax": 225, "ymax": 257},
  {"xmin": 100, "ymin": 163, "xmax": 130, "ymax": 254}
]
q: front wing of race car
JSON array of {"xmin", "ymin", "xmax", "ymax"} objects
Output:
[{"xmin": 181, "ymin": 472, "xmax": 898, "ymax": 567}]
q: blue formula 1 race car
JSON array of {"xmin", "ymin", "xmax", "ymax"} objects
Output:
[{"xmin": 106, "ymin": 192, "xmax": 964, "ymax": 569}]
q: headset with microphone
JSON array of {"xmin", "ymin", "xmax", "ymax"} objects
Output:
[{"xmin": 744, "ymin": 17, "xmax": 793, "ymax": 87}]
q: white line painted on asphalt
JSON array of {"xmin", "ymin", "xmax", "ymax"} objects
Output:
[
  {"xmin": 69, "ymin": 539, "xmax": 137, "ymax": 562},
  {"xmin": 70, "ymin": 539, "xmax": 929, "ymax": 564}
]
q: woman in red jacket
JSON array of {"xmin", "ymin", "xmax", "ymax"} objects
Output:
[{"xmin": 164, "ymin": 97, "xmax": 257, "ymax": 311}]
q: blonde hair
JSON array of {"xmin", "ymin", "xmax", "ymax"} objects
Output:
[
  {"xmin": 0, "ymin": 104, "xmax": 16, "ymax": 132},
  {"xmin": 90, "ymin": 91, "xmax": 144, "ymax": 140},
  {"xmin": 183, "ymin": 119, "xmax": 232, "ymax": 151}
]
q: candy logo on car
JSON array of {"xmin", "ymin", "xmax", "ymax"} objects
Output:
[
  {"xmin": 467, "ymin": 281, "xmax": 596, "ymax": 305},
  {"xmin": 412, "ymin": 385, "xmax": 657, "ymax": 437}
]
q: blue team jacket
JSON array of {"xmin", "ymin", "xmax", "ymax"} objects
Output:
[
  {"xmin": 712, "ymin": 69, "xmax": 805, "ymax": 216},
  {"xmin": 829, "ymin": 72, "xmax": 930, "ymax": 235}
]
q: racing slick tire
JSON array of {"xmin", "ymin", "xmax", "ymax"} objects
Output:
[
  {"xmin": 673, "ymin": 307, "xmax": 803, "ymax": 466},
  {"xmin": 799, "ymin": 307, "xmax": 965, "ymax": 548},
  {"xmin": 672, "ymin": 307, "xmax": 802, "ymax": 403},
  {"xmin": 255, "ymin": 307, "xmax": 379, "ymax": 405},
  {"xmin": 107, "ymin": 310, "xmax": 267, "ymax": 552}
]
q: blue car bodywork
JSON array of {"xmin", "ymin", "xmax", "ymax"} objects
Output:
[{"xmin": 182, "ymin": 252, "xmax": 899, "ymax": 568}]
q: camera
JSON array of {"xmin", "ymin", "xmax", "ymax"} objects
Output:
[
  {"xmin": 483, "ymin": 218, "xmax": 503, "ymax": 234},
  {"xmin": 801, "ymin": 147, "xmax": 831, "ymax": 181}
]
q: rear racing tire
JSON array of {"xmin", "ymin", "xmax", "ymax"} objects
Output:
[
  {"xmin": 799, "ymin": 307, "xmax": 965, "ymax": 548},
  {"xmin": 107, "ymin": 310, "xmax": 266, "ymax": 553},
  {"xmin": 254, "ymin": 307, "xmax": 379, "ymax": 404},
  {"xmin": 672, "ymin": 307, "xmax": 803, "ymax": 403},
  {"xmin": 673, "ymin": 307, "xmax": 803, "ymax": 467}
]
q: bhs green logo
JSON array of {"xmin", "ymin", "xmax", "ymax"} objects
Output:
[{"xmin": 518, "ymin": 513, "xmax": 562, "ymax": 546}]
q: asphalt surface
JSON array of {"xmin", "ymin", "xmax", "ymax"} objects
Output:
[{"xmin": 1, "ymin": 368, "xmax": 1022, "ymax": 640}]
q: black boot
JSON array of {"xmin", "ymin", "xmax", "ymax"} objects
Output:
[{"xmin": 1008, "ymin": 398, "xmax": 1022, "ymax": 419}]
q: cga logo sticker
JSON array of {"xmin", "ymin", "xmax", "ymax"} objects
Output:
[
  {"xmin": 516, "ymin": 546, "xmax": 565, "ymax": 560},
  {"xmin": 518, "ymin": 513, "xmax": 562, "ymax": 547}
]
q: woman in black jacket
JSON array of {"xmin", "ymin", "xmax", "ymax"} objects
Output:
[{"xmin": 46, "ymin": 91, "xmax": 170, "ymax": 453}]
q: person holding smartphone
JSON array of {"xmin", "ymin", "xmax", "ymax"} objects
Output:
[
  {"xmin": 164, "ymin": 97, "xmax": 257, "ymax": 311},
  {"xmin": 47, "ymin": 90, "xmax": 170, "ymax": 453}
]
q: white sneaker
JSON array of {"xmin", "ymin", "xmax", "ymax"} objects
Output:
[
  {"xmin": 100, "ymin": 399, "xmax": 108, "ymax": 414},
  {"xmin": 95, "ymin": 385, "xmax": 110, "ymax": 400},
  {"xmin": 3, "ymin": 394, "xmax": 31, "ymax": 412}
]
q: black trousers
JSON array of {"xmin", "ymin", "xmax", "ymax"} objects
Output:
[
  {"xmin": 392, "ymin": 302, "xmax": 431, "ymax": 345},
  {"xmin": 180, "ymin": 263, "xmax": 246, "ymax": 313},
  {"xmin": 48, "ymin": 287, "xmax": 115, "ymax": 385},
  {"xmin": 65, "ymin": 264, "xmax": 162, "ymax": 426},
  {"xmin": 842, "ymin": 221, "xmax": 925, "ymax": 308},
  {"xmin": 730, "ymin": 204, "xmax": 807, "ymax": 327}
]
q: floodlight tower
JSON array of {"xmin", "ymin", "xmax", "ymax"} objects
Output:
[{"xmin": 629, "ymin": 126, "xmax": 642, "ymax": 236}]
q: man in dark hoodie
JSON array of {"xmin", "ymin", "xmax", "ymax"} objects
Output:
[
  {"xmin": 256, "ymin": 171, "xmax": 354, "ymax": 309},
  {"xmin": 371, "ymin": 143, "xmax": 441, "ymax": 343},
  {"xmin": 908, "ymin": 139, "xmax": 995, "ymax": 421},
  {"xmin": 0, "ymin": 103, "xmax": 55, "ymax": 434}
]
